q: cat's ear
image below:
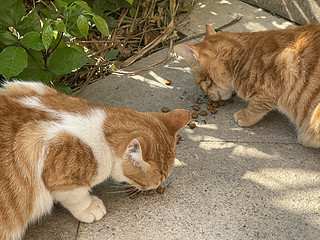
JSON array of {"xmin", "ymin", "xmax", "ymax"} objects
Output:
[
  {"xmin": 126, "ymin": 139, "xmax": 148, "ymax": 169},
  {"xmin": 156, "ymin": 109, "xmax": 191, "ymax": 136},
  {"xmin": 174, "ymin": 44, "xmax": 200, "ymax": 61},
  {"xmin": 205, "ymin": 24, "xmax": 216, "ymax": 36}
]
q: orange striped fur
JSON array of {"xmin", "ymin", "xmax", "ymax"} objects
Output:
[
  {"xmin": 0, "ymin": 81, "xmax": 190, "ymax": 239},
  {"xmin": 175, "ymin": 23, "xmax": 320, "ymax": 148}
]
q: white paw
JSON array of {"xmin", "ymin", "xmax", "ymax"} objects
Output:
[{"xmin": 75, "ymin": 196, "xmax": 107, "ymax": 223}]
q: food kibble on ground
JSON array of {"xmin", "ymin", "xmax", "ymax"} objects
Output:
[
  {"xmin": 156, "ymin": 186, "xmax": 165, "ymax": 194},
  {"xmin": 192, "ymin": 112, "xmax": 198, "ymax": 118},
  {"xmin": 212, "ymin": 102, "xmax": 219, "ymax": 108},
  {"xmin": 164, "ymin": 80, "xmax": 171, "ymax": 85},
  {"xmin": 210, "ymin": 109, "xmax": 217, "ymax": 114},
  {"xmin": 162, "ymin": 106, "xmax": 169, "ymax": 113},
  {"xmin": 218, "ymin": 101, "xmax": 225, "ymax": 106},
  {"xmin": 200, "ymin": 110, "xmax": 207, "ymax": 116},
  {"xmin": 207, "ymin": 105, "xmax": 214, "ymax": 110},
  {"xmin": 141, "ymin": 190, "xmax": 150, "ymax": 196},
  {"xmin": 228, "ymin": 98, "xmax": 234, "ymax": 103},
  {"xmin": 176, "ymin": 134, "xmax": 181, "ymax": 144},
  {"xmin": 193, "ymin": 104, "xmax": 200, "ymax": 111},
  {"xmin": 189, "ymin": 122, "xmax": 196, "ymax": 129}
]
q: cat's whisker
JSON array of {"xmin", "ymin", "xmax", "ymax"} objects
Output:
[{"xmin": 105, "ymin": 189, "xmax": 131, "ymax": 194}]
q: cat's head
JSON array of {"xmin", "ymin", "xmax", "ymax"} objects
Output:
[
  {"xmin": 174, "ymin": 25, "xmax": 234, "ymax": 101},
  {"xmin": 112, "ymin": 109, "xmax": 190, "ymax": 190}
]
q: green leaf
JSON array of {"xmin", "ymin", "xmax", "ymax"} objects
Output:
[
  {"xmin": 21, "ymin": 32, "xmax": 44, "ymax": 51},
  {"xmin": 39, "ymin": 9, "xmax": 59, "ymax": 20},
  {"xmin": 93, "ymin": 14, "xmax": 109, "ymax": 36},
  {"xmin": 0, "ymin": 46, "xmax": 27, "ymax": 79},
  {"xmin": 27, "ymin": 49, "xmax": 45, "ymax": 69},
  {"xmin": 52, "ymin": 82, "xmax": 72, "ymax": 95},
  {"xmin": 0, "ymin": 0, "xmax": 26, "ymax": 28},
  {"xmin": 74, "ymin": 1, "xmax": 92, "ymax": 13},
  {"xmin": 47, "ymin": 47, "xmax": 89, "ymax": 75},
  {"xmin": 0, "ymin": 0, "xmax": 17, "ymax": 10},
  {"xmin": 105, "ymin": 49, "xmax": 119, "ymax": 60},
  {"xmin": 58, "ymin": 0, "xmax": 69, "ymax": 8},
  {"xmin": 70, "ymin": 43, "xmax": 84, "ymax": 52},
  {"xmin": 55, "ymin": 19, "xmax": 66, "ymax": 32},
  {"xmin": 19, "ymin": 10, "xmax": 41, "ymax": 35},
  {"xmin": 0, "ymin": 29, "xmax": 18, "ymax": 45},
  {"xmin": 42, "ymin": 24, "xmax": 53, "ymax": 52},
  {"xmin": 16, "ymin": 65, "xmax": 52, "ymax": 84},
  {"xmin": 125, "ymin": 0, "xmax": 134, "ymax": 4},
  {"xmin": 104, "ymin": 16, "xmax": 117, "ymax": 28},
  {"xmin": 76, "ymin": 14, "xmax": 89, "ymax": 39},
  {"xmin": 178, "ymin": 2, "xmax": 193, "ymax": 13},
  {"xmin": 129, "ymin": 8, "xmax": 136, "ymax": 18}
]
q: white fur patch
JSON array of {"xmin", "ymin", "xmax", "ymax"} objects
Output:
[
  {"xmin": 18, "ymin": 96, "xmax": 115, "ymax": 186},
  {"xmin": 4, "ymin": 81, "xmax": 48, "ymax": 94}
]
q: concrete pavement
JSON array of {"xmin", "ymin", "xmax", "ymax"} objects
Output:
[{"xmin": 25, "ymin": 1, "xmax": 320, "ymax": 239}]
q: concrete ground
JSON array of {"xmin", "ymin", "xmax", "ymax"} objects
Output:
[{"xmin": 25, "ymin": 0, "xmax": 320, "ymax": 239}]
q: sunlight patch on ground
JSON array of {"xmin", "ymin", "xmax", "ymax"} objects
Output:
[
  {"xmin": 199, "ymin": 141, "xmax": 236, "ymax": 150},
  {"xmin": 218, "ymin": 0, "xmax": 232, "ymax": 5},
  {"xmin": 231, "ymin": 145, "xmax": 274, "ymax": 159},
  {"xmin": 128, "ymin": 71, "xmax": 172, "ymax": 89},
  {"xmin": 198, "ymin": 2, "xmax": 206, "ymax": 8},
  {"xmin": 271, "ymin": 21, "xmax": 294, "ymax": 29},
  {"xmin": 244, "ymin": 22, "xmax": 268, "ymax": 31},
  {"xmin": 243, "ymin": 168, "xmax": 320, "ymax": 227},
  {"xmin": 243, "ymin": 168, "xmax": 320, "ymax": 190}
]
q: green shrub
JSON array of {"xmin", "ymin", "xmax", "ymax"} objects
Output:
[{"xmin": 0, "ymin": 0, "xmax": 133, "ymax": 94}]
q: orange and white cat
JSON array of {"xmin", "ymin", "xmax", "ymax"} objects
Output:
[
  {"xmin": 175, "ymin": 23, "xmax": 320, "ymax": 148},
  {"xmin": 0, "ymin": 81, "xmax": 190, "ymax": 240}
]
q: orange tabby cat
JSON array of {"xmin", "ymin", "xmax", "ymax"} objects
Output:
[
  {"xmin": 175, "ymin": 23, "xmax": 320, "ymax": 148},
  {"xmin": 0, "ymin": 81, "xmax": 190, "ymax": 240}
]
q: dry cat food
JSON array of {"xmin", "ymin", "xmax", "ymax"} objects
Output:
[
  {"xmin": 218, "ymin": 101, "xmax": 225, "ymax": 106},
  {"xmin": 176, "ymin": 134, "xmax": 182, "ymax": 144},
  {"xmin": 164, "ymin": 80, "xmax": 171, "ymax": 85},
  {"xmin": 189, "ymin": 122, "xmax": 196, "ymax": 129},
  {"xmin": 199, "ymin": 110, "xmax": 207, "ymax": 116},
  {"xmin": 193, "ymin": 104, "xmax": 200, "ymax": 111},
  {"xmin": 162, "ymin": 106, "xmax": 169, "ymax": 113},
  {"xmin": 207, "ymin": 105, "xmax": 214, "ymax": 110},
  {"xmin": 141, "ymin": 190, "xmax": 150, "ymax": 196},
  {"xmin": 212, "ymin": 102, "xmax": 219, "ymax": 108},
  {"xmin": 129, "ymin": 191, "xmax": 140, "ymax": 199},
  {"xmin": 228, "ymin": 98, "xmax": 234, "ymax": 103},
  {"xmin": 156, "ymin": 186, "xmax": 165, "ymax": 194},
  {"xmin": 210, "ymin": 109, "xmax": 217, "ymax": 114},
  {"xmin": 192, "ymin": 112, "xmax": 198, "ymax": 118}
]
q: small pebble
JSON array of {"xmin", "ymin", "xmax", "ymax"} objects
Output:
[
  {"xmin": 193, "ymin": 104, "xmax": 200, "ymax": 111},
  {"xmin": 162, "ymin": 106, "xmax": 169, "ymax": 113}
]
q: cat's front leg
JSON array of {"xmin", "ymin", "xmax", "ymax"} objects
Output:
[
  {"xmin": 52, "ymin": 187, "xmax": 106, "ymax": 223},
  {"xmin": 234, "ymin": 100, "xmax": 275, "ymax": 127}
]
